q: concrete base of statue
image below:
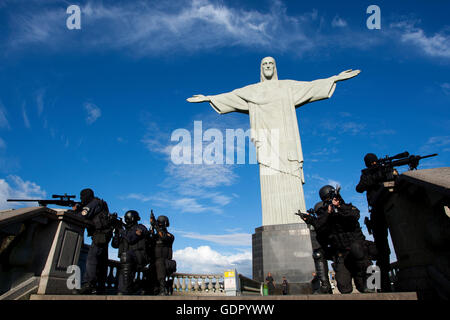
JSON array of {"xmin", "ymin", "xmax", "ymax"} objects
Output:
[{"xmin": 252, "ymin": 222, "xmax": 315, "ymax": 295}]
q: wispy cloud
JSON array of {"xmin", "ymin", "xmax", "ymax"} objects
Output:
[
  {"xmin": 0, "ymin": 175, "xmax": 47, "ymax": 210},
  {"xmin": 321, "ymin": 119, "xmax": 366, "ymax": 135},
  {"xmin": 309, "ymin": 173, "xmax": 341, "ymax": 189},
  {"xmin": 0, "ymin": 100, "xmax": 10, "ymax": 129},
  {"xmin": 136, "ymin": 115, "xmax": 241, "ymax": 215},
  {"xmin": 3, "ymin": 0, "xmax": 379, "ymax": 57},
  {"xmin": 331, "ymin": 15, "xmax": 347, "ymax": 28},
  {"xmin": 84, "ymin": 102, "xmax": 101, "ymax": 125},
  {"xmin": 35, "ymin": 89, "xmax": 45, "ymax": 116},
  {"xmin": 421, "ymin": 136, "xmax": 450, "ymax": 153},
  {"xmin": 0, "ymin": 137, "xmax": 6, "ymax": 149},
  {"xmin": 21, "ymin": 102, "xmax": 31, "ymax": 128},
  {"xmin": 173, "ymin": 245, "xmax": 252, "ymax": 276},
  {"xmin": 441, "ymin": 83, "xmax": 450, "ymax": 95},
  {"xmin": 391, "ymin": 20, "xmax": 450, "ymax": 59},
  {"xmin": 177, "ymin": 230, "xmax": 251, "ymax": 246}
]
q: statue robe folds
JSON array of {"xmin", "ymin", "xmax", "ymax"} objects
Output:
[{"xmin": 208, "ymin": 78, "xmax": 336, "ymax": 225}]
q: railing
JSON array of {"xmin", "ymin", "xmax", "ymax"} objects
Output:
[
  {"xmin": 239, "ymin": 274, "xmax": 262, "ymax": 295},
  {"xmin": 171, "ymin": 273, "xmax": 225, "ymax": 295},
  {"xmin": 102, "ymin": 260, "xmax": 226, "ymax": 295}
]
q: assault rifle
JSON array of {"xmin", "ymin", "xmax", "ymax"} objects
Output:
[
  {"xmin": 295, "ymin": 208, "xmax": 316, "ymax": 225},
  {"xmin": 7, "ymin": 193, "xmax": 81, "ymax": 208},
  {"xmin": 110, "ymin": 212, "xmax": 124, "ymax": 231},
  {"xmin": 361, "ymin": 151, "xmax": 437, "ymax": 181},
  {"xmin": 150, "ymin": 209, "xmax": 158, "ymax": 233}
]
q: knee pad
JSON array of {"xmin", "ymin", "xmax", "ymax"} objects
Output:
[
  {"xmin": 350, "ymin": 241, "xmax": 366, "ymax": 260},
  {"xmin": 120, "ymin": 252, "xmax": 130, "ymax": 264},
  {"xmin": 312, "ymin": 250, "xmax": 323, "ymax": 260}
]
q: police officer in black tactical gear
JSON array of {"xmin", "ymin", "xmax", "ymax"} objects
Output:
[
  {"xmin": 74, "ymin": 188, "xmax": 112, "ymax": 294},
  {"xmin": 356, "ymin": 153, "xmax": 392, "ymax": 292},
  {"xmin": 299, "ymin": 201, "xmax": 333, "ymax": 294},
  {"xmin": 151, "ymin": 215, "xmax": 175, "ymax": 296},
  {"xmin": 111, "ymin": 210, "xmax": 148, "ymax": 295},
  {"xmin": 317, "ymin": 185, "xmax": 373, "ymax": 294}
]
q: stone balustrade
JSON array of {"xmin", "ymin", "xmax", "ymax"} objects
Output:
[{"xmin": 171, "ymin": 273, "xmax": 224, "ymax": 295}]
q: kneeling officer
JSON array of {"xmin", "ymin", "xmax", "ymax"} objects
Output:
[{"xmin": 112, "ymin": 210, "xmax": 148, "ymax": 295}]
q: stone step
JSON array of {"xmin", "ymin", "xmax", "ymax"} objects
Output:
[{"xmin": 30, "ymin": 292, "xmax": 417, "ymax": 300}]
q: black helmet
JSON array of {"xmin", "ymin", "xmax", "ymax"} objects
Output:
[
  {"xmin": 319, "ymin": 185, "xmax": 335, "ymax": 202},
  {"xmin": 157, "ymin": 215, "xmax": 169, "ymax": 228},
  {"xmin": 80, "ymin": 188, "xmax": 94, "ymax": 205},
  {"xmin": 364, "ymin": 153, "xmax": 378, "ymax": 168},
  {"xmin": 314, "ymin": 201, "xmax": 324, "ymax": 212},
  {"xmin": 124, "ymin": 210, "xmax": 140, "ymax": 225}
]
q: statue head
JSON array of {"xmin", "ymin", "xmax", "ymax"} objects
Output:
[{"xmin": 260, "ymin": 56, "xmax": 278, "ymax": 82}]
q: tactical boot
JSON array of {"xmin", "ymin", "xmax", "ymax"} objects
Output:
[
  {"xmin": 77, "ymin": 282, "xmax": 95, "ymax": 295},
  {"xmin": 118, "ymin": 263, "xmax": 134, "ymax": 295},
  {"xmin": 158, "ymin": 279, "xmax": 168, "ymax": 296}
]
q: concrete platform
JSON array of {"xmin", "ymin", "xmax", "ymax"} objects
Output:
[{"xmin": 30, "ymin": 292, "xmax": 417, "ymax": 300}]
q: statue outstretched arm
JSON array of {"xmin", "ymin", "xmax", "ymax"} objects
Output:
[
  {"xmin": 187, "ymin": 90, "xmax": 249, "ymax": 114},
  {"xmin": 186, "ymin": 94, "xmax": 210, "ymax": 103},
  {"xmin": 332, "ymin": 69, "xmax": 361, "ymax": 82}
]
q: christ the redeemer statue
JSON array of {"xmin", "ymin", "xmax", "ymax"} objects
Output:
[{"xmin": 187, "ymin": 57, "xmax": 360, "ymax": 226}]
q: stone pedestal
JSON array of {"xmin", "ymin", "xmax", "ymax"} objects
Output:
[
  {"xmin": 252, "ymin": 222, "xmax": 315, "ymax": 294},
  {"xmin": 381, "ymin": 167, "xmax": 450, "ymax": 299},
  {"xmin": 0, "ymin": 207, "xmax": 90, "ymax": 299}
]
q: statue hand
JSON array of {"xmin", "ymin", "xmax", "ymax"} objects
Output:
[
  {"xmin": 187, "ymin": 94, "xmax": 210, "ymax": 103},
  {"xmin": 335, "ymin": 69, "xmax": 361, "ymax": 81}
]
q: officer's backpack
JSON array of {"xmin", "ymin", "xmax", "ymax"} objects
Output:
[{"xmin": 165, "ymin": 259, "xmax": 177, "ymax": 275}]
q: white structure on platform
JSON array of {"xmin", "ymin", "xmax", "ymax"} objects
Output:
[{"xmin": 188, "ymin": 57, "xmax": 360, "ymax": 225}]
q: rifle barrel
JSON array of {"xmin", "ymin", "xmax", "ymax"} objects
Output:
[{"xmin": 419, "ymin": 153, "xmax": 438, "ymax": 159}]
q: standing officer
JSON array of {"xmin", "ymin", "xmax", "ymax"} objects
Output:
[
  {"xmin": 74, "ymin": 188, "xmax": 112, "ymax": 294},
  {"xmin": 111, "ymin": 210, "xmax": 148, "ymax": 295},
  {"xmin": 317, "ymin": 185, "xmax": 373, "ymax": 294},
  {"xmin": 356, "ymin": 153, "xmax": 392, "ymax": 292},
  {"xmin": 298, "ymin": 201, "xmax": 333, "ymax": 294},
  {"xmin": 151, "ymin": 215, "xmax": 175, "ymax": 296}
]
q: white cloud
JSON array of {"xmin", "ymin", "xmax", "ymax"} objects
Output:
[
  {"xmin": 84, "ymin": 102, "xmax": 101, "ymax": 125},
  {"xmin": 0, "ymin": 175, "xmax": 47, "ymax": 210},
  {"xmin": 321, "ymin": 119, "xmax": 366, "ymax": 135},
  {"xmin": 173, "ymin": 245, "xmax": 252, "ymax": 276},
  {"xmin": 166, "ymin": 163, "xmax": 237, "ymax": 189},
  {"xmin": 421, "ymin": 136, "xmax": 450, "ymax": 154},
  {"xmin": 331, "ymin": 15, "xmax": 347, "ymax": 28},
  {"xmin": 391, "ymin": 21, "xmax": 450, "ymax": 59},
  {"xmin": 22, "ymin": 102, "xmax": 30, "ymax": 128},
  {"xmin": 309, "ymin": 174, "xmax": 341, "ymax": 189},
  {"xmin": 441, "ymin": 83, "xmax": 450, "ymax": 95},
  {"xmin": 124, "ymin": 192, "xmax": 224, "ymax": 214},
  {"xmin": 4, "ymin": 0, "xmax": 377, "ymax": 57},
  {"xmin": 0, "ymin": 100, "xmax": 10, "ymax": 129},
  {"xmin": 177, "ymin": 230, "xmax": 251, "ymax": 246},
  {"xmin": 35, "ymin": 89, "xmax": 45, "ymax": 116}
]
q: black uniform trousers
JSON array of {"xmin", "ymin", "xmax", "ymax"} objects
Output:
[
  {"xmin": 84, "ymin": 242, "xmax": 109, "ymax": 289},
  {"xmin": 333, "ymin": 240, "xmax": 371, "ymax": 294},
  {"xmin": 370, "ymin": 207, "xmax": 391, "ymax": 291}
]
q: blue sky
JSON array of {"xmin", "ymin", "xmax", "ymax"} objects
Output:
[{"xmin": 0, "ymin": 0, "xmax": 449, "ymax": 277}]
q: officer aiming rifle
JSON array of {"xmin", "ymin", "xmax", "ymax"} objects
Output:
[
  {"xmin": 294, "ymin": 202, "xmax": 333, "ymax": 294},
  {"xmin": 7, "ymin": 193, "xmax": 81, "ymax": 208},
  {"xmin": 356, "ymin": 151, "xmax": 437, "ymax": 292},
  {"xmin": 361, "ymin": 151, "xmax": 437, "ymax": 182}
]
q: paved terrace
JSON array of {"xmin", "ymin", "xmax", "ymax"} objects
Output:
[{"xmin": 30, "ymin": 292, "xmax": 417, "ymax": 300}]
